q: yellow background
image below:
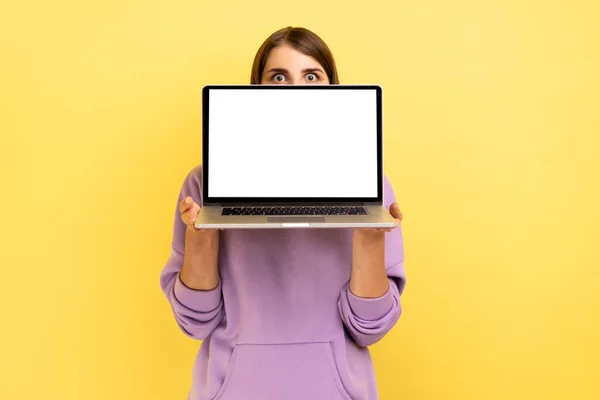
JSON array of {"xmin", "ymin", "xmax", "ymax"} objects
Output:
[{"xmin": 1, "ymin": 0, "xmax": 599, "ymax": 399}]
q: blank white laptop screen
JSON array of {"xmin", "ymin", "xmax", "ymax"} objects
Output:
[{"xmin": 207, "ymin": 88, "xmax": 378, "ymax": 198}]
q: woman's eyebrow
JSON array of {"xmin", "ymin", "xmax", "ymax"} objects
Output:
[
  {"xmin": 302, "ymin": 68, "xmax": 324, "ymax": 74},
  {"xmin": 266, "ymin": 68, "xmax": 289, "ymax": 74}
]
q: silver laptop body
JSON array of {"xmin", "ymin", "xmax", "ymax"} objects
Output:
[{"xmin": 195, "ymin": 84, "xmax": 397, "ymax": 229}]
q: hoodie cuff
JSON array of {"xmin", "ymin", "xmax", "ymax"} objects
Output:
[
  {"xmin": 174, "ymin": 273, "xmax": 222, "ymax": 313},
  {"xmin": 347, "ymin": 284, "xmax": 395, "ymax": 321}
]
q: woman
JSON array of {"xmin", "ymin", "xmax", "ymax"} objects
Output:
[{"xmin": 160, "ymin": 26, "xmax": 406, "ymax": 400}]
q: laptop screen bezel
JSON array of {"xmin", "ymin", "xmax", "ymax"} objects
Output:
[{"xmin": 202, "ymin": 84, "xmax": 383, "ymax": 205}]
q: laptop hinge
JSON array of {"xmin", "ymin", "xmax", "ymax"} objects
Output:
[{"xmin": 207, "ymin": 201, "xmax": 381, "ymax": 207}]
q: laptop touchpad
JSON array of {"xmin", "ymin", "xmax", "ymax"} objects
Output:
[{"xmin": 266, "ymin": 217, "xmax": 326, "ymax": 223}]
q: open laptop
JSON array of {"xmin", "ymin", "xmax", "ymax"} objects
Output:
[{"xmin": 194, "ymin": 84, "xmax": 397, "ymax": 229}]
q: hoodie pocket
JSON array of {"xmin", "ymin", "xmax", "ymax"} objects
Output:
[{"xmin": 212, "ymin": 341, "xmax": 352, "ymax": 400}]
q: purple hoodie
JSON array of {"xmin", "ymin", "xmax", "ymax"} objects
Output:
[{"xmin": 160, "ymin": 165, "xmax": 406, "ymax": 400}]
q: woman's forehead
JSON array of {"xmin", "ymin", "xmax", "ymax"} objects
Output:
[{"xmin": 264, "ymin": 45, "xmax": 324, "ymax": 71}]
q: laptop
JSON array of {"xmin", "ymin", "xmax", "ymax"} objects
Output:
[{"xmin": 194, "ymin": 84, "xmax": 397, "ymax": 229}]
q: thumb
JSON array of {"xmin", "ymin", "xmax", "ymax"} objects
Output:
[{"xmin": 392, "ymin": 203, "xmax": 403, "ymax": 219}]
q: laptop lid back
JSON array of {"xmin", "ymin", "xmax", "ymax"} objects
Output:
[{"xmin": 202, "ymin": 85, "xmax": 383, "ymax": 205}]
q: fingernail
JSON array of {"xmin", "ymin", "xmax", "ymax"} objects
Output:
[{"xmin": 184, "ymin": 198, "xmax": 190, "ymax": 204}]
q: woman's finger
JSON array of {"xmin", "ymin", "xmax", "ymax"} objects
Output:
[
  {"xmin": 181, "ymin": 207, "xmax": 198, "ymax": 225},
  {"xmin": 390, "ymin": 203, "xmax": 403, "ymax": 221},
  {"xmin": 179, "ymin": 196, "xmax": 193, "ymax": 214},
  {"xmin": 184, "ymin": 208, "xmax": 200, "ymax": 225},
  {"xmin": 181, "ymin": 211, "xmax": 192, "ymax": 226}
]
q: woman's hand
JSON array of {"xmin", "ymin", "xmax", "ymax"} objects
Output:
[
  {"xmin": 388, "ymin": 202, "xmax": 403, "ymax": 229},
  {"xmin": 380, "ymin": 202, "xmax": 403, "ymax": 233},
  {"xmin": 179, "ymin": 196, "xmax": 220, "ymax": 241},
  {"xmin": 179, "ymin": 196, "xmax": 221, "ymax": 290},
  {"xmin": 354, "ymin": 202, "xmax": 403, "ymax": 237},
  {"xmin": 349, "ymin": 202, "xmax": 403, "ymax": 298}
]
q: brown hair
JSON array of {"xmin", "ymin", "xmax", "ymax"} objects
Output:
[{"xmin": 250, "ymin": 27, "xmax": 339, "ymax": 84}]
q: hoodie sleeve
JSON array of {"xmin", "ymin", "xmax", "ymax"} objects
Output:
[
  {"xmin": 159, "ymin": 165, "xmax": 225, "ymax": 340},
  {"xmin": 337, "ymin": 175, "xmax": 407, "ymax": 347}
]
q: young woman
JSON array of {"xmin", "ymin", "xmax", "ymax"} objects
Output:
[{"xmin": 160, "ymin": 26, "xmax": 406, "ymax": 400}]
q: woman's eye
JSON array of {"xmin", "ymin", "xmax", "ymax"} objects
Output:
[
  {"xmin": 306, "ymin": 73, "xmax": 318, "ymax": 82},
  {"xmin": 273, "ymin": 74, "xmax": 286, "ymax": 82}
]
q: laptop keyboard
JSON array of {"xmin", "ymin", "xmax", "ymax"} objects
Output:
[{"xmin": 221, "ymin": 206, "xmax": 368, "ymax": 216}]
